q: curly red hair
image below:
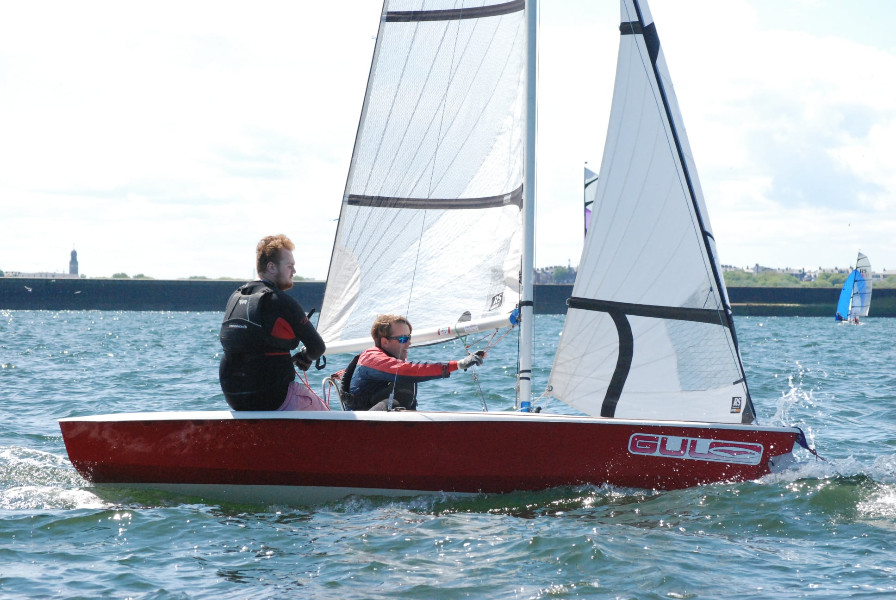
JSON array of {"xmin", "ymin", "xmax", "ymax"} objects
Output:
[{"xmin": 255, "ymin": 234, "xmax": 295, "ymax": 275}]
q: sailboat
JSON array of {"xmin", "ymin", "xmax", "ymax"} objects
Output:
[
  {"xmin": 59, "ymin": 0, "xmax": 814, "ymax": 506},
  {"xmin": 584, "ymin": 166, "xmax": 598, "ymax": 236},
  {"xmin": 835, "ymin": 252, "xmax": 871, "ymax": 323}
]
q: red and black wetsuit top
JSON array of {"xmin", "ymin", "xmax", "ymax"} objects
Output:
[
  {"xmin": 346, "ymin": 346, "xmax": 459, "ymax": 411},
  {"xmin": 218, "ymin": 280, "xmax": 325, "ymax": 410}
]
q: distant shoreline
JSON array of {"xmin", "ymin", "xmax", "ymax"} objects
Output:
[{"xmin": 1, "ymin": 277, "xmax": 894, "ymax": 316}]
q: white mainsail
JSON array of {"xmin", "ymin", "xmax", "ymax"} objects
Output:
[
  {"xmin": 318, "ymin": 0, "xmax": 528, "ymax": 355},
  {"xmin": 548, "ymin": 0, "xmax": 756, "ymax": 424}
]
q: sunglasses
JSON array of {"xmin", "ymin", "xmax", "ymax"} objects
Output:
[{"xmin": 385, "ymin": 335, "xmax": 412, "ymax": 344}]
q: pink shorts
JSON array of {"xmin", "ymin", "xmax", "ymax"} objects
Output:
[{"xmin": 277, "ymin": 381, "xmax": 329, "ymax": 411}]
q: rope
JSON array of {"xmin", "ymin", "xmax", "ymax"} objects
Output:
[{"xmin": 294, "ymin": 367, "xmax": 328, "ymax": 409}]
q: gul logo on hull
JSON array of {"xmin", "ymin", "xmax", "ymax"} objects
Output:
[{"xmin": 628, "ymin": 433, "xmax": 764, "ymax": 465}]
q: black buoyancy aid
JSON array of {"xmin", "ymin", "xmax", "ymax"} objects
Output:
[
  {"xmin": 339, "ymin": 354, "xmax": 361, "ymax": 400},
  {"xmin": 219, "ymin": 283, "xmax": 298, "ymax": 353}
]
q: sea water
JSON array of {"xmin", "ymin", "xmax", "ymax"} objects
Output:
[{"xmin": 1, "ymin": 311, "xmax": 895, "ymax": 599}]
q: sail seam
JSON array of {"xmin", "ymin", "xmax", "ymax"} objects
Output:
[{"xmin": 386, "ymin": 0, "xmax": 525, "ymax": 23}]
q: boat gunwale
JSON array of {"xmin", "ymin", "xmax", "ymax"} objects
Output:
[{"xmin": 58, "ymin": 409, "xmax": 801, "ymax": 434}]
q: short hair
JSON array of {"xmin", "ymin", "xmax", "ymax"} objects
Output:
[
  {"xmin": 371, "ymin": 314, "xmax": 412, "ymax": 348},
  {"xmin": 256, "ymin": 234, "xmax": 295, "ymax": 275}
]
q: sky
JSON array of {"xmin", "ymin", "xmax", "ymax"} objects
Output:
[{"xmin": 1, "ymin": 0, "xmax": 895, "ymax": 280}]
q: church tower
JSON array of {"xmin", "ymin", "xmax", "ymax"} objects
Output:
[{"xmin": 69, "ymin": 249, "xmax": 79, "ymax": 276}]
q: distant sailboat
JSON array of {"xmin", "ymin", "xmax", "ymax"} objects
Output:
[
  {"xmin": 584, "ymin": 166, "xmax": 598, "ymax": 236},
  {"xmin": 835, "ymin": 252, "xmax": 872, "ymax": 323}
]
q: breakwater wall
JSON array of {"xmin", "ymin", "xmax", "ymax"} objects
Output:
[
  {"xmin": 1, "ymin": 278, "xmax": 894, "ymax": 316},
  {"xmin": 0, "ymin": 278, "xmax": 323, "ymax": 313},
  {"xmin": 726, "ymin": 286, "xmax": 894, "ymax": 317}
]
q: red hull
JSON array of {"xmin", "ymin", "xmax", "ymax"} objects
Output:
[{"xmin": 59, "ymin": 411, "xmax": 799, "ymax": 503}]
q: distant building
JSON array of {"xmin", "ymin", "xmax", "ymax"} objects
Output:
[
  {"xmin": 69, "ymin": 249, "xmax": 79, "ymax": 276},
  {"xmin": 534, "ymin": 265, "xmax": 577, "ymax": 284},
  {"xmin": 749, "ymin": 263, "xmax": 776, "ymax": 274},
  {"xmin": 4, "ymin": 271, "xmax": 80, "ymax": 279},
  {"xmin": 2, "ymin": 248, "xmax": 81, "ymax": 279}
]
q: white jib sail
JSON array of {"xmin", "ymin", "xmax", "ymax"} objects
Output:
[
  {"xmin": 318, "ymin": 1, "xmax": 527, "ymax": 355},
  {"xmin": 548, "ymin": 0, "xmax": 754, "ymax": 424}
]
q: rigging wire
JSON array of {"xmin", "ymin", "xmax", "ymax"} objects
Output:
[{"xmin": 454, "ymin": 317, "xmax": 509, "ymax": 413}]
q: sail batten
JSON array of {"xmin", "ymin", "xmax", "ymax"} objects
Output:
[
  {"xmin": 568, "ymin": 297, "xmax": 728, "ymax": 326},
  {"xmin": 347, "ymin": 185, "xmax": 523, "ymax": 210},
  {"xmin": 386, "ymin": 0, "xmax": 524, "ymax": 23}
]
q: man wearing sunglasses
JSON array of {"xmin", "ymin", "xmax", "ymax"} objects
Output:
[{"xmin": 344, "ymin": 313, "xmax": 485, "ymax": 411}]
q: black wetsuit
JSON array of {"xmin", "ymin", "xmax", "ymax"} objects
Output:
[{"xmin": 219, "ymin": 280, "xmax": 325, "ymax": 410}]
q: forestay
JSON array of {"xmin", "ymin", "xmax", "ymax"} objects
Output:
[
  {"xmin": 548, "ymin": 0, "xmax": 756, "ymax": 424},
  {"xmin": 317, "ymin": 0, "xmax": 527, "ymax": 354}
]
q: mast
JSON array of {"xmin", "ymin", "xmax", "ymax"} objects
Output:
[{"xmin": 518, "ymin": 0, "xmax": 537, "ymax": 410}]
